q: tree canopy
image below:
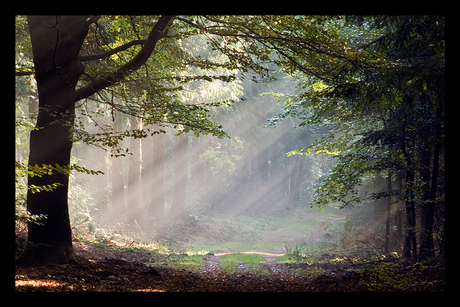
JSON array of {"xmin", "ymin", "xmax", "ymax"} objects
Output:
[{"xmin": 267, "ymin": 15, "xmax": 445, "ymax": 260}]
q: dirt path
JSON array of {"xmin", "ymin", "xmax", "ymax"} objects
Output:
[
  {"xmin": 213, "ymin": 251, "xmax": 284, "ymax": 257},
  {"xmin": 199, "ymin": 210, "xmax": 348, "ymax": 275},
  {"xmin": 262, "ymin": 256, "xmax": 290, "ymax": 274},
  {"xmin": 201, "ymin": 254, "xmax": 223, "ymax": 277}
]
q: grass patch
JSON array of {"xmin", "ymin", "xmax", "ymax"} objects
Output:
[
  {"xmin": 180, "ymin": 207, "xmax": 343, "ymax": 253},
  {"xmin": 175, "ymin": 254, "xmax": 204, "ymax": 271},
  {"xmin": 156, "ymin": 253, "xmax": 204, "ymax": 271},
  {"xmin": 219, "ymin": 253, "xmax": 264, "ymax": 273}
]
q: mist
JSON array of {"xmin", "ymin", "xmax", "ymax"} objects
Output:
[{"xmin": 70, "ymin": 70, "xmax": 373, "ymax": 258}]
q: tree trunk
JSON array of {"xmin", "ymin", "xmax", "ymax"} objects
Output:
[
  {"xmin": 282, "ymin": 152, "xmax": 291, "ymax": 199},
  {"xmin": 149, "ymin": 125, "xmax": 165, "ymax": 225},
  {"xmin": 127, "ymin": 116, "xmax": 142, "ymax": 229},
  {"xmin": 170, "ymin": 133, "xmax": 188, "ymax": 217},
  {"xmin": 403, "ymin": 169, "xmax": 416, "ymax": 261},
  {"xmin": 401, "ymin": 110, "xmax": 417, "ymax": 261},
  {"xmin": 394, "ymin": 172, "xmax": 404, "ymax": 252},
  {"xmin": 19, "ymin": 16, "xmax": 89, "ymax": 266},
  {"xmin": 18, "ymin": 15, "xmax": 172, "ymax": 266},
  {"xmin": 385, "ymin": 171, "xmax": 392, "ymax": 254},
  {"xmin": 420, "ymin": 107, "xmax": 441, "ymax": 261},
  {"xmin": 111, "ymin": 110, "xmax": 126, "ymax": 217},
  {"xmin": 258, "ymin": 147, "xmax": 269, "ymax": 182},
  {"xmin": 290, "ymin": 156, "xmax": 304, "ymax": 202},
  {"xmin": 141, "ymin": 128, "xmax": 152, "ymax": 219}
]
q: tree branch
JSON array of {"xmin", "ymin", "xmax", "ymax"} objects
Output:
[
  {"xmin": 83, "ymin": 15, "xmax": 101, "ymax": 28},
  {"xmin": 15, "ymin": 70, "xmax": 35, "ymax": 76},
  {"xmin": 78, "ymin": 39, "xmax": 147, "ymax": 62},
  {"xmin": 74, "ymin": 15, "xmax": 174, "ymax": 103},
  {"xmin": 179, "ymin": 16, "xmax": 366, "ymax": 76}
]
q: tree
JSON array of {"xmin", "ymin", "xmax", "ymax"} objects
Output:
[
  {"xmin": 17, "ymin": 15, "xmax": 223, "ymax": 265},
  {"xmin": 20, "ymin": 16, "xmax": 94, "ymax": 265},
  {"xmin": 127, "ymin": 116, "xmax": 142, "ymax": 228},
  {"xmin": 20, "ymin": 14, "xmax": 273, "ymax": 265},
  {"xmin": 268, "ymin": 15, "xmax": 445, "ymax": 261},
  {"xmin": 111, "ymin": 109, "xmax": 126, "ymax": 215}
]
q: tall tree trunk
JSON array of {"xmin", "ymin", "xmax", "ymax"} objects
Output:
[
  {"xmin": 290, "ymin": 156, "xmax": 304, "ymax": 202},
  {"xmin": 18, "ymin": 15, "xmax": 172, "ymax": 266},
  {"xmin": 127, "ymin": 116, "xmax": 142, "ymax": 229},
  {"xmin": 149, "ymin": 125, "xmax": 165, "ymax": 225},
  {"xmin": 403, "ymin": 169, "xmax": 416, "ymax": 260},
  {"xmin": 258, "ymin": 147, "xmax": 269, "ymax": 182},
  {"xmin": 385, "ymin": 171, "xmax": 392, "ymax": 254},
  {"xmin": 170, "ymin": 133, "xmax": 188, "ymax": 218},
  {"xmin": 420, "ymin": 107, "xmax": 442, "ymax": 261},
  {"xmin": 281, "ymin": 151, "xmax": 291, "ymax": 199},
  {"xmin": 111, "ymin": 110, "xmax": 126, "ymax": 217},
  {"xmin": 401, "ymin": 111, "xmax": 417, "ymax": 261},
  {"xmin": 19, "ymin": 16, "xmax": 89, "ymax": 265},
  {"xmin": 394, "ymin": 172, "xmax": 404, "ymax": 252},
  {"xmin": 419, "ymin": 145, "xmax": 432, "ymax": 261},
  {"xmin": 141, "ymin": 128, "xmax": 152, "ymax": 220}
]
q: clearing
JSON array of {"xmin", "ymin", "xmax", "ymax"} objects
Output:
[{"xmin": 15, "ymin": 206, "xmax": 445, "ymax": 292}]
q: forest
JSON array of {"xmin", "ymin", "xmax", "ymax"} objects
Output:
[{"xmin": 15, "ymin": 15, "xmax": 445, "ymax": 292}]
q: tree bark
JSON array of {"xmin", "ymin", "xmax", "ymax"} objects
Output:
[{"xmin": 19, "ymin": 16, "xmax": 89, "ymax": 265}]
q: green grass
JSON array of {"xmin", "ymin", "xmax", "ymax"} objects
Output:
[
  {"xmin": 156, "ymin": 253, "xmax": 204, "ymax": 271},
  {"xmin": 175, "ymin": 254, "xmax": 204, "ymax": 271},
  {"xmin": 219, "ymin": 253, "xmax": 265, "ymax": 273},
  {"xmin": 180, "ymin": 205, "xmax": 346, "ymax": 254}
]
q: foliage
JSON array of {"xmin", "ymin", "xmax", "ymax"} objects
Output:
[
  {"xmin": 70, "ymin": 15, "xmax": 253, "ymax": 146},
  {"xmin": 359, "ymin": 261, "xmax": 437, "ymax": 292},
  {"xmin": 268, "ymin": 15, "xmax": 445, "ymax": 210},
  {"xmin": 68, "ymin": 174, "xmax": 96, "ymax": 232},
  {"xmin": 199, "ymin": 137, "xmax": 243, "ymax": 176}
]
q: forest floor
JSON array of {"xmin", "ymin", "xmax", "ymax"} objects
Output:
[
  {"xmin": 15, "ymin": 206, "xmax": 445, "ymax": 292},
  {"xmin": 15, "ymin": 241, "xmax": 445, "ymax": 292}
]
